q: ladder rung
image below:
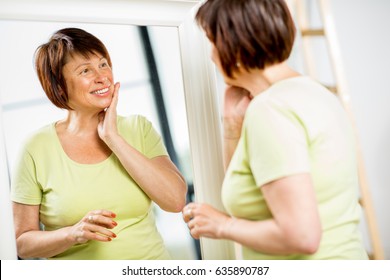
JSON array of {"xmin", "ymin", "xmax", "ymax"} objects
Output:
[
  {"xmin": 322, "ymin": 84, "xmax": 338, "ymax": 94},
  {"xmin": 301, "ymin": 29, "xmax": 325, "ymax": 36}
]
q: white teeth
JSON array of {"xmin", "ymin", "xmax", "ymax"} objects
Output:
[{"xmin": 91, "ymin": 87, "xmax": 109, "ymax": 95}]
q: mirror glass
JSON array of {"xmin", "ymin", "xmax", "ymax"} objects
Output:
[{"xmin": 0, "ymin": 20, "xmax": 199, "ymax": 259}]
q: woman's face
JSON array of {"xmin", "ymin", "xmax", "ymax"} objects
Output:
[{"xmin": 62, "ymin": 52, "xmax": 114, "ymax": 112}]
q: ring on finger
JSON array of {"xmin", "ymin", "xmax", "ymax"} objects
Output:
[
  {"xmin": 88, "ymin": 215, "xmax": 94, "ymax": 223},
  {"xmin": 186, "ymin": 208, "xmax": 193, "ymax": 218}
]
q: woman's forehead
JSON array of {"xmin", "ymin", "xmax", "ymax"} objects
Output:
[{"xmin": 64, "ymin": 51, "xmax": 104, "ymax": 64}]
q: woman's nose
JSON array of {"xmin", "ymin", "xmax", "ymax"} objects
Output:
[{"xmin": 95, "ymin": 74, "xmax": 108, "ymax": 84}]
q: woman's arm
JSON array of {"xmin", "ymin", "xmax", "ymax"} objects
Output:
[
  {"xmin": 183, "ymin": 173, "xmax": 322, "ymax": 255},
  {"xmin": 13, "ymin": 203, "xmax": 117, "ymax": 259},
  {"xmin": 98, "ymin": 83, "xmax": 187, "ymax": 213},
  {"xmin": 105, "ymin": 135, "xmax": 186, "ymax": 212}
]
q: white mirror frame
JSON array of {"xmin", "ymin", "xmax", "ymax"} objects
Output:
[{"xmin": 0, "ymin": 0, "xmax": 235, "ymax": 259}]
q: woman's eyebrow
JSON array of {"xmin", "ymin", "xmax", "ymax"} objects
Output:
[{"xmin": 73, "ymin": 62, "xmax": 91, "ymax": 71}]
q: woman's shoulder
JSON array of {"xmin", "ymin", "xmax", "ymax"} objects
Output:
[
  {"xmin": 22, "ymin": 123, "xmax": 56, "ymax": 151},
  {"xmin": 117, "ymin": 114, "xmax": 153, "ymax": 130},
  {"xmin": 250, "ymin": 76, "xmax": 338, "ymax": 110},
  {"xmin": 116, "ymin": 115, "xmax": 161, "ymax": 149}
]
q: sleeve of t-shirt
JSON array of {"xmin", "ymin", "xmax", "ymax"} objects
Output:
[
  {"xmin": 244, "ymin": 98, "xmax": 311, "ymax": 188},
  {"xmin": 140, "ymin": 117, "xmax": 169, "ymax": 159},
  {"xmin": 10, "ymin": 146, "xmax": 42, "ymax": 205}
]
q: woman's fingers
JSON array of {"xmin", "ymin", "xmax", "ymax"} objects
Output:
[
  {"xmin": 86, "ymin": 224, "xmax": 117, "ymax": 241},
  {"xmin": 182, "ymin": 203, "xmax": 232, "ymax": 240},
  {"xmin": 224, "ymin": 86, "xmax": 250, "ymax": 112},
  {"xmin": 106, "ymin": 82, "xmax": 120, "ymax": 114},
  {"xmin": 73, "ymin": 209, "xmax": 118, "ymax": 243},
  {"xmin": 85, "ymin": 209, "xmax": 116, "ymax": 220},
  {"xmin": 182, "ymin": 203, "xmax": 204, "ymax": 239},
  {"xmin": 111, "ymin": 82, "xmax": 120, "ymax": 108},
  {"xmin": 87, "ymin": 209, "xmax": 117, "ymax": 229},
  {"xmin": 85, "ymin": 214, "xmax": 117, "ymax": 229},
  {"xmin": 97, "ymin": 83, "xmax": 120, "ymax": 142},
  {"xmin": 75, "ymin": 224, "xmax": 116, "ymax": 243},
  {"xmin": 182, "ymin": 203, "xmax": 197, "ymax": 222}
]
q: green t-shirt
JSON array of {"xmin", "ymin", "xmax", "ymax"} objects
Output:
[
  {"xmin": 222, "ymin": 76, "xmax": 368, "ymax": 260},
  {"xmin": 11, "ymin": 115, "xmax": 171, "ymax": 260}
]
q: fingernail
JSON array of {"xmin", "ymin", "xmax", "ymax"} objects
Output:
[
  {"xmin": 112, "ymin": 221, "xmax": 117, "ymax": 226},
  {"xmin": 112, "ymin": 233, "xmax": 117, "ymax": 238},
  {"xmin": 111, "ymin": 213, "xmax": 116, "ymax": 218},
  {"xmin": 108, "ymin": 237, "xmax": 112, "ymax": 241}
]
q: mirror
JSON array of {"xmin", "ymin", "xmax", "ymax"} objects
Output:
[
  {"xmin": 0, "ymin": 20, "xmax": 197, "ymax": 259},
  {"xmin": 0, "ymin": 0, "xmax": 235, "ymax": 259}
]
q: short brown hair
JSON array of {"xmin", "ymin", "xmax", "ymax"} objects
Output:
[
  {"xmin": 195, "ymin": 0, "xmax": 296, "ymax": 78},
  {"xmin": 34, "ymin": 28, "xmax": 112, "ymax": 110}
]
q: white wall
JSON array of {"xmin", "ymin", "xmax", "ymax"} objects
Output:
[{"xmin": 0, "ymin": 102, "xmax": 17, "ymax": 260}]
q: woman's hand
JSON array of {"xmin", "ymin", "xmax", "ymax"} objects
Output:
[
  {"xmin": 223, "ymin": 86, "xmax": 252, "ymax": 139},
  {"xmin": 222, "ymin": 86, "xmax": 252, "ymax": 169},
  {"xmin": 98, "ymin": 82, "xmax": 120, "ymax": 144},
  {"xmin": 182, "ymin": 203, "xmax": 233, "ymax": 239},
  {"xmin": 68, "ymin": 209, "xmax": 118, "ymax": 244}
]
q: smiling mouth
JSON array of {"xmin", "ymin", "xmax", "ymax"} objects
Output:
[{"xmin": 90, "ymin": 86, "xmax": 110, "ymax": 95}]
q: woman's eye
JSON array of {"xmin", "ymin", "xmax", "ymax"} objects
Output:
[
  {"xmin": 101, "ymin": 62, "xmax": 108, "ymax": 68},
  {"xmin": 80, "ymin": 68, "xmax": 89, "ymax": 74}
]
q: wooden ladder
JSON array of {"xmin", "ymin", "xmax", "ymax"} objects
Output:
[{"xmin": 287, "ymin": 0, "xmax": 384, "ymax": 260}]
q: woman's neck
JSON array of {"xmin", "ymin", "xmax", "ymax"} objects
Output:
[
  {"xmin": 57, "ymin": 110, "xmax": 102, "ymax": 137},
  {"xmin": 238, "ymin": 62, "xmax": 301, "ymax": 97}
]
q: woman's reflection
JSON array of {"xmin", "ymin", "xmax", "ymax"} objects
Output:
[{"xmin": 10, "ymin": 27, "xmax": 187, "ymax": 260}]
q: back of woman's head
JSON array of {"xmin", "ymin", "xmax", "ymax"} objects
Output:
[
  {"xmin": 34, "ymin": 28, "xmax": 112, "ymax": 110},
  {"xmin": 196, "ymin": 0, "xmax": 296, "ymax": 77}
]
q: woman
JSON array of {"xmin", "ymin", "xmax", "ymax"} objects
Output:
[
  {"xmin": 183, "ymin": 0, "xmax": 368, "ymax": 260},
  {"xmin": 11, "ymin": 28, "xmax": 187, "ymax": 260}
]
